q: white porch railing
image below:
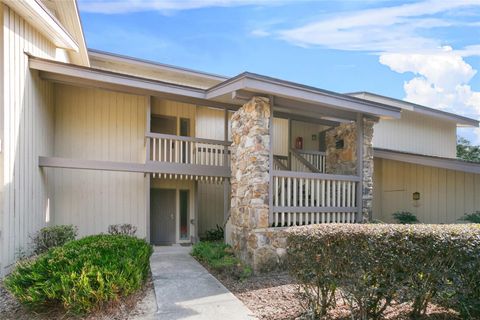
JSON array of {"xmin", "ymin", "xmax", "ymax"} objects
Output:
[
  {"xmin": 296, "ymin": 150, "xmax": 326, "ymax": 173},
  {"xmin": 146, "ymin": 133, "xmax": 230, "ymax": 166},
  {"xmin": 272, "ymin": 170, "xmax": 359, "ymax": 227}
]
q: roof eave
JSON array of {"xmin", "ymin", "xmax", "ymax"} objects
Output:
[
  {"xmin": 374, "ymin": 148, "xmax": 480, "ymax": 174},
  {"xmin": 207, "ymin": 73, "xmax": 402, "ymax": 119},
  {"xmin": 349, "ymin": 91, "xmax": 479, "ymax": 127}
]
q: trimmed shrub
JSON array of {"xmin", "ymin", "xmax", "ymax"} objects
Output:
[
  {"xmin": 392, "ymin": 211, "xmax": 419, "ymax": 224},
  {"xmin": 287, "ymin": 224, "xmax": 480, "ymax": 320},
  {"xmin": 5, "ymin": 234, "xmax": 153, "ymax": 314},
  {"xmin": 191, "ymin": 241, "xmax": 251, "ymax": 279},
  {"xmin": 31, "ymin": 225, "xmax": 77, "ymax": 255},
  {"xmin": 107, "ymin": 223, "xmax": 137, "ymax": 236}
]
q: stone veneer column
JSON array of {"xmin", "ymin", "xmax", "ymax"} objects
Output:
[
  {"xmin": 361, "ymin": 118, "xmax": 375, "ymax": 222},
  {"xmin": 230, "ymin": 97, "xmax": 271, "ymax": 266},
  {"xmin": 325, "ymin": 117, "xmax": 375, "ymax": 222}
]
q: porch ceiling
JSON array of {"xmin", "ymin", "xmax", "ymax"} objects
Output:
[{"xmin": 29, "ymin": 56, "xmax": 401, "ymax": 120}]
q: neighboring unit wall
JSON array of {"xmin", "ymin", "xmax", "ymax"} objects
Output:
[
  {"xmin": 373, "ymin": 110, "xmax": 457, "ymax": 158},
  {"xmin": 1, "ymin": 5, "xmax": 56, "ymax": 274},
  {"xmin": 273, "ymin": 118, "xmax": 288, "ymax": 156},
  {"xmin": 291, "ymin": 120, "xmax": 327, "ymax": 151},
  {"xmin": 373, "ymin": 158, "xmax": 480, "ymax": 223},
  {"xmin": 52, "ymin": 84, "xmax": 148, "ymax": 237}
]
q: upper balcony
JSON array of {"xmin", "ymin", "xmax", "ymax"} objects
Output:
[{"xmin": 146, "ymin": 132, "xmax": 231, "ymax": 181}]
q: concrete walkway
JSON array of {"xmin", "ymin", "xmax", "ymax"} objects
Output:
[{"xmin": 150, "ymin": 246, "xmax": 257, "ymax": 320}]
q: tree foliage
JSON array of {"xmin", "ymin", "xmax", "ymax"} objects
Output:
[{"xmin": 457, "ymin": 137, "xmax": 480, "ymax": 163}]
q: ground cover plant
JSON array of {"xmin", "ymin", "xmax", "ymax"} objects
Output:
[
  {"xmin": 287, "ymin": 224, "xmax": 480, "ymax": 320},
  {"xmin": 4, "ymin": 234, "xmax": 153, "ymax": 315},
  {"xmin": 191, "ymin": 241, "xmax": 252, "ymax": 280}
]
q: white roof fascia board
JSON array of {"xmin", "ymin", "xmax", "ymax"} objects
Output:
[
  {"xmin": 3, "ymin": 0, "xmax": 79, "ymax": 51},
  {"xmin": 54, "ymin": 0, "xmax": 90, "ymax": 66},
  {"xmin": 29, "ymin": 56, "xmax": 206, "ymax": 99},
  {"xmin": 349, "ymin": 92, "xmax": 479, "ymax": 127},
  {"xmin": 374, "ymin": 148, "xmax": 480, "ymax": 175}
]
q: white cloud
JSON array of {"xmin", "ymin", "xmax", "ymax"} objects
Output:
[
  {"xmin": 251, "ymin": 29, "xmax": 270, "ymax": 37},
  {"xmin": 379, "ymin": 47, "xmax": 480, "ymax": 143},
  {"xmin": 278, "ymin": 0, "xmax": 480, "ymax": 53},
  {"xmin": 78, "ymin": 0, "xmax": 283, "ymax": 14},
  {"xmin": 275, "ymin": 0, "xmax": 480, "ymax": 144}
]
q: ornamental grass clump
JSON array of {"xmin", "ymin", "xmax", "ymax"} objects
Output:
[
  {"xmin": 287, "ymin": 224, "xmax": 480, "ymax": 320},
  {"xmin": 5, "ymin": 234, "xmax": 153, "ymax": 315}
]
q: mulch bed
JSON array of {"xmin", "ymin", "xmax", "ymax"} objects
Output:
[
  {"xmin": 0, "ymin": 274, "xmax": 156, "ymax": 320},
  {"xmin": 199, "ymin": 262, "xmax": 460, "ymax": 320}
]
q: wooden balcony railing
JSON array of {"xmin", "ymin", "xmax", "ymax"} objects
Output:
[
  {"xmin": 146, "ymin": 133, "xmax": 231, "ymax": 167},
  {"xmin": 271, "ymin": 170, "xmax": 359, "ymax": 227},
  {"xmin": 296, "ymin": 150, "xmax": 326, "ymax": 173}
]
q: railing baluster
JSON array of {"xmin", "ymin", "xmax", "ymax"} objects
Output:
[{"xmin": 152, "ymin": 138, "xmax": 157, "ymax": 161}]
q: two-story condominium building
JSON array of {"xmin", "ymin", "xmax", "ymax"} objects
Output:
[{"xmin": 1, "ymin": 0, "xmax": 479, "ymax": 273}]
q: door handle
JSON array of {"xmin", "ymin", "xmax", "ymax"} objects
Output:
[{"xmin": 171, "ymin": 214, "xmax": 174, "ymax": 220}]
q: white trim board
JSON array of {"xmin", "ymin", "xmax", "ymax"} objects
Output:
[
  {"xmin": 2, "ymin": 0, "xmax": 78, "ymax": 51},
  {"xmin": 374, "ymin": 148, "xmax": 480, "ymax": 174}
]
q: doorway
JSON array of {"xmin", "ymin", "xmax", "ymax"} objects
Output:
[{"xmin": 150, "ymin": 189, "xmax": 176, "ymax": 245}]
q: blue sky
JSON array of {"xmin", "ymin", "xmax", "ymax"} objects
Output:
[{"xmin": 78, "ymin": 0, "xmax": 480, "ymax": 143}]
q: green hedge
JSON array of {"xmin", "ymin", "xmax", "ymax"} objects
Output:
[
  {"xmin": 287, "ymin": 224, "xmax": 480, "ymax": 320},
  {"xmin": 5, "ymin": 234, "xmax": 153, "ymax": 314}
]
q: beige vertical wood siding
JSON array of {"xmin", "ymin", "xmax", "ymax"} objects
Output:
[
  {"xmin": 52, "ymin": 84, "xmax": 148, "ymax": 238},
  {"xmin": 1, "ymin": 5, "xmax": 57, "ymax": 274},
  {"xmin": 373, "ymin": 110, "xmax": 457, "ymax": 158},
  {"xmin": 196, "ymin": 106, "xmax": 233, "ymax": 141},
  {"xmin": 373, "ymin": 158, "xmax": 480, "ymax": 223}
]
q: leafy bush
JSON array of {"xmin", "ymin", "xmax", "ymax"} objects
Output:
[
  {"xmin": 191, "ymin": 241, "xmax": 251, "ymax": 279},
  {"xmin": 5, "ymin": 234, "xmax": 152, "ymax": 314},
  {"xmin": 31, "ymin": 225, "xmax": 77, "ymax": 255},
  {"xmin": 392, "ymin": 211, "xmax": 419, "ymax": 224},
  {"xmin": 459, "ymin": 211, "xmax": 480, "ymax": 223},
  {"xmin": 108, "ymin": 223, "xmax": 137, "ymax": 236},
  {"xmin": 287, "ymin": 224, "xmax": 480, "ymax": 320},
  {"xmin": 201, "ymin": 225, "xmax": 224, "ymax": 241}
]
